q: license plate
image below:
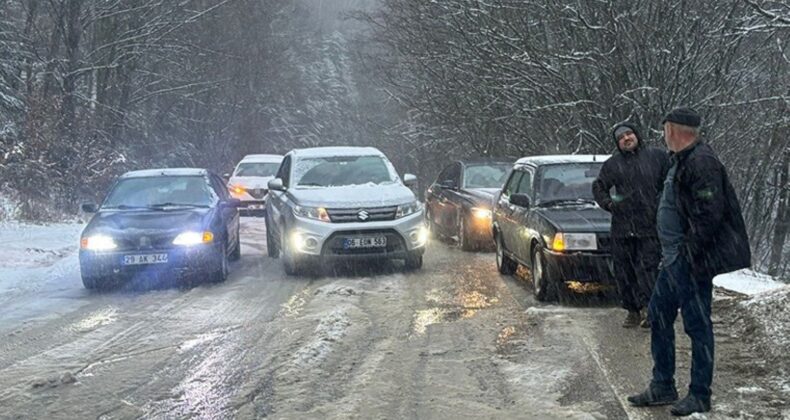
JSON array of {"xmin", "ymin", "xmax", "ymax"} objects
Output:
[
  {"xmin": 123, "ymin": 253, "xmax": 168, "ymax": 265},
  {"xmin": 343, "ymin": 236, "xmax": 387, "ymax": 249}
]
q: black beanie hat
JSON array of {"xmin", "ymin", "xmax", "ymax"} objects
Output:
[
  {"xmin": 611, "ymin": 122, "xmax": 641, "ymax": 146},
  {"xmin": 662, "ymin": 107, "xmax": 701, "ymax": 127}
]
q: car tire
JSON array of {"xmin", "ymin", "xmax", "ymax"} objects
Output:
[
  {"xmin": 265, "ymin": 213, "xmax": 279, "ymax": 258},
  {"xmin": 281, "ymin": 230, "xmax": 301, "ymax": 276},
  {"xmin": 211, "ymin": 243, "xmax": 229, "ymax": 283},
  {"xmin": 81, "ymin": 275, "xmax": 98, "ymax": 290},
  {"xmin": 531, "ymin": 244, "xmax": 557, "ymax": 302},
  {"xmin": 459, "ymin": 214, "xmax": 475, "ymax": 251},
  {"xmin": 495, "ymin": 233, "xmax": 517, "ymax": 275},
  {"xmin": 229, "ymin": 229, "xmax": 241, "ymax": 261},
  {"xmin": 404, "ymin": 252, "xmax": 423, "ymax": 270}
]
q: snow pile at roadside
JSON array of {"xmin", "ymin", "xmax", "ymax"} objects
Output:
[
  {"xmin": 713, "ymin": 269, "xmax": 785, "ymax": 296},
  {"xmin": 0, "ymin": 222, "xmax": 83, "ymax": 269},
  {"xmin": 740, "ymin": 285, "xmax": 790, "ymax": 361}
]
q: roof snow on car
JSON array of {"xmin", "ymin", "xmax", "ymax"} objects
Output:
[
  {"xmin": 290, "ymin": 146, "xmax": 385, "ymax": 159},
  {"xmin": 515, "ymin": 154, "xmax": 609, "ymax": 166},
  {"xmin": 120, "ymin": 168, "xmax": 208, "ymax": 178},
  {"xmin": 239, "ymin": 154, "xmax": 283, "ymax": 163}
]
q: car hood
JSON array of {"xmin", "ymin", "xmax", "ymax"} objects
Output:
[
  {"xmin": 84, "ymin": 208, "xmax": 213, "ymax": 236},
  {"xmin": 462, "ymin": 188, "xmax": 500, "ymax": 208},
  {"xmin": 289, "ymin": 184, "xmax": 416, "ymax": 208},
  {"xmin": 536, "ymin": 206, "xmax": 611, "ymax": 233},
  {"xmin": 229, "ymin": 176, "xmax": 274, "ymax": 189}
]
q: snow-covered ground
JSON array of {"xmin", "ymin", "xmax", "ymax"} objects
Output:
[
  {"xmin": 0, "ymin": 222, "xmax": 83, "ymax": 269},
  {"xmin": 713, "ymin": 269, "xmax": 785, "ymax": 296}
]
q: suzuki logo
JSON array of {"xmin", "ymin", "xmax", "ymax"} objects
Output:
[{"xmin": 357, "ymin": 210, "xmax": 370, "ymax": 221}]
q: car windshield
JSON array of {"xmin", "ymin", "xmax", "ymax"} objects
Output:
[
  {"xmin": 536, "ymin": 163, "xmax": 602, "ymax": 205},
  {"xmin": 103, "ymin": 176, "xmax": 216, "ymax": 209},
  {"xmin": 234, "ymin": 162, "xmax": 280, "ymax": 177},
  {"xmin": 292, "ymin": 155, "xmax": 397, "ymax": 188},
  {"xmin": 463, "ymin": 164, "xmax": 511, "ymax": 188}
]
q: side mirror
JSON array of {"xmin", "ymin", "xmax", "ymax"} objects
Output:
[
  {"xmin": 81, "ymin": 203, "xmax": 98, "ymax": 213},
  {"xmin": 403, "ymin": 173, "xmax": 417, "ymax": 187},
  {"xmin": 439, "ymin": 179, "xmax": 457, "ymax": 190},
  {"xmin": 223, "ymin": 173, "xmax": 231, "ymax": 180},
  {"xmin": 223, "ymin": 198, "xmax": 242, "ymax": 208},
  {"xmin": 268, "ymin": 178, "xmax": 286, "ymax": 191},
  {"xmin": 509, "ymin": 193, "xmax": 531, "ymax": 208}
]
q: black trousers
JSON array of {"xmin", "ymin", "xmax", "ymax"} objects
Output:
[{"xmin": 612, "ymin": 236, "xmax": 660, "ymax": 312}]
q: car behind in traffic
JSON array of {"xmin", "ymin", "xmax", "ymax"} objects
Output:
[
  {"xmin": 79, "ymin": 168, "xmax": 242, "ymax": 289},
  {"xmin": 227, "ymin": 154, "xmax": 284, "ymax": 216},
  {"xmin": 265, "ymin": 147, "xmax": 427, "ymax": 275},
  {"xmin": 425, "ymin": 159, "xmax": 512, "ymax": 250},
  {"xmin": 492, "ymin": 155, "xmax": 612, "ymax": 301}
]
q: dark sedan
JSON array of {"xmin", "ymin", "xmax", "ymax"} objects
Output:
[
  {"xmin": 425, "ymin": 159, "xmax": 512, "ymax": 250},
  {"xmin": 79, "ymin": 168, "xmax": 242, "ymax": 289},
  {"xmin": 492, "ymin": 155, "xmax": 612, "ymax": 301}
]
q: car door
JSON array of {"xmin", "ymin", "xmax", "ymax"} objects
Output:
[
  {"xmin": 511, "ymin": 168, "xmax": 535, "ymax": 262},
  {"xmin": 426, "ymin": 164, "xmax": 452, "ymax": 232},
  {"xmin": 210, "ymin": 174, "xmax": 239, "ymax": 252},
  {"xmin": 496, "ymin": 169, "xmax": 523, "ymax": 254},
  {"xmin": 443, "ymin": 163, "xmax": 464, "ymax": 234},
  {"xmin": 268, "ymin": 155, "xmax": 291, "ymax": 243}
]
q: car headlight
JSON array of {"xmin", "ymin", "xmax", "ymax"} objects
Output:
[
  {"xmin": 80, "ymin": 235, "xmax": 117, "ymax": 251},
  {"xmin": 471, "ymin": 207, "xmax": 492, "ymax": 219},
  {"xmin": 229, "ymin": 185, "xmax": 246, "ymax": 195},
  {"xmin": 396, "ymin": 200, "xmax": 423, "ymax": 218},
  {"xmin": 293, "ymin": 205, "xmax": 330, "ymax": 222},
  {"xmin": 173, "ymin": 231, "xmax": 214, "ymax": 246},
  {"xmin": 550, "ymin": 233, "xmax": 597, "ymax": 251}
]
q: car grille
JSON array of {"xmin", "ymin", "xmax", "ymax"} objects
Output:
[
  {"xmin": 114, "ymin": 234, "xmax": 176, "ymax": 251},
  {"xmin": 322, "ymin": 229, "xmax": 406, "ymax": 256},
  {"xmin": 247, "ymin": 188, "xmax": 267, "ymax": 199},
  {"xmin": 326, "ymin": 206, "xmax": 397, "ymax": 223}
]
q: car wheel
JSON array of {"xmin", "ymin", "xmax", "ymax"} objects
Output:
[
  {"xmin": 495, "ymin": 233, "xmax": 517, "ymax": 274},
  {"xmin": 404, "ymin": 251, "xmax": 423, "ymax": 270},
  {"xmin": 281, "ymin": 230, "xmax": 300, "ymax": 276},
  {"xmin": 531, "ymin": 244, "xmax": 557, "ymax": 302},
  {"xmin": 459, "ymin": 214, "xmax": 475, "ymax": 251},
  {"xmin": 229, "ymin": 228, "xmax": 241, "ymax": 261},
  {"xmin": 81, "ymin": 275, "xmax": 98, "ymax": 290},
  {"xmin": 211, "ymin": 243, "xmax": 229, "ymax": 283},
  {"xmin": 265, "ymin": 213, "xmax": 279, "ymax": 258}
]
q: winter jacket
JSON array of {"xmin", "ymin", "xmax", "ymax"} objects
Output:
[
  {"xmin": 592, "ymin": 122, "xmax": 670, "ymax": 238},
  {"xmin": 671, "ymin": 141, "xmax": 751, "ymax": 279}
]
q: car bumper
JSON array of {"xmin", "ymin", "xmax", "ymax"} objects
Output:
[
  {"xmin": 287, "ymin": 210, "xmax": 427, "ymax": 260},
  {"xmin": 79, "ymin": 244, "xmax": 222, "ymax": 285},
  {"xmin": 542, "ymin": 249, "xmax": 613, "ymax": 283}
]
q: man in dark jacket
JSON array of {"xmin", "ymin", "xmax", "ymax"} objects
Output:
[
  {"xmin": 628, "ymin": 107, "xmax": 751, "ymax": 416},
  {"xmin": 593, "ymin": 122, "xmax": 670, "ymax": 327}
]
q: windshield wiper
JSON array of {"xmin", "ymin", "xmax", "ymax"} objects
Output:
[
  {"xmin": 149, "ymin": 202, "xmax": 210, "ymax": 208},
  {"xmin": 104, "ymin": 204, "xmax": 152, "ymax": 210},
  {"xmin": 538, "ymin": 198, "xmax": 597, "ymax": 207},
  {"xmin": 298, "ymin": 183, "xmax": 325, "ymax": 187}
]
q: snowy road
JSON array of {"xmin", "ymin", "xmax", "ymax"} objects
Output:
[{"xmin": 0, "ymin": 219, "xmax": 786, "ymax": 419}]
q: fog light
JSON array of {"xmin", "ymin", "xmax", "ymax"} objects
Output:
[
  {"xmin": 410, "ymin": 226, "xmax": 429, "ymax": 246},
  {"xmin": 290, "ymin": 231, "xmax": 306, "ymax": 251},
  {"xmin": 304, "ymin": 237, "xmax": 319, "ymax": 249}
]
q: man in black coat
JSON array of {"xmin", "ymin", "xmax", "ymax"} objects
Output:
[
  {"xmin": 593, "ymin": 122, "xmax": 670, "ymax": 328},
  {"xmin": 628, "ymin": 108, "xmax": 751, "ymax": 416}
]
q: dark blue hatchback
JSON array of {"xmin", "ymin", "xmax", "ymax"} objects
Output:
[{"xmin": 79, "ymin": 168, "xmax": 241, "ymax": 289}]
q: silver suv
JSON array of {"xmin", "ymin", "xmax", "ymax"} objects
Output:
[{"xmin": 265, "ymin": 147, "xmax": 427, "ymax": 274}]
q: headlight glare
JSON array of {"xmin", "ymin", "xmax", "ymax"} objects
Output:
[
  {"xmin": 80, "ymin": 235, "xmax": 117, "ymax": 251},
  {"xmin": 173, "ymin": 231, "xmax": 214, "ymax": 246},
  {"xmin": 471, "ymin": 207, "xmax": 492, "ymax": 219}
]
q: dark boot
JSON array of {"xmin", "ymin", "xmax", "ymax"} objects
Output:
[
  {"xmin": 670, "ymin": 394, "xmax": 711, "ymax": 416},
  {"xmin": 627, "ymin": 383, "xmax": 678, "ymax": 407},
  {"xmin": 622, "ymin": 310, "xmax": 641, "ymax": 328}
]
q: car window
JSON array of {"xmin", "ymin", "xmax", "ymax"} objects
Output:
[
  {"xmin": 536, "ymin": 163, "xmax": 603, "ymax": 203},
  {"xmin": 448, "ymin": 163, "xmax": 462, "ymax": 185},
  {"xmin": 103, "ymin": 176, "xmax": 217, "ymax": 208},
  {"xmin": 463, "ymin": 164, "xmax": 511, "ymax": 189},
  {"xmin": 436, "ymin": 164, "xmax": 453, "ymax": 184},
  {"xmin": 276, "ymin": 156, "xmax": 291, "ymax": 187},
  {"xmin": 210, "ymin": 175, "xmax": 230, "ymax": 200},
  {"xmin": 502, "ymin": 170, "xmax": 523, "ymax": 198},
  {"xmin": 291, "ymin": 155, "xmax": 397, "ymax": 188},
  {"xmin": 234, "ymin": 162, "xmax": 280, "ymax": 177},
  {"xmin": 515, "ymin": 169, "xmax": 533, "ymax": 196}
]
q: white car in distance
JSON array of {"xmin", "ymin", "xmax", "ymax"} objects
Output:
[{"xmin": 226, "ymin": 154, "xmax": 284, "ymax": 216}]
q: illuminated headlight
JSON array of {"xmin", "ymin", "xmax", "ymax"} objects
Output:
[
  {"xmin": 550, "ymin": 233, "xmax": 597, "ymax": 251},
  {"xmin": 229, "ymin": 185, "xmax": 246, "ymax": 195},
  {"xmin": 80, "ymin": 235, "xmax": 117, "ymax": 251},
  {"xmin": 396, "ymin": 200, "xmax": 423, "ymax": 218},
  {"xmin": 471, "ymin": 207, "xmax": 492, "ymax": 219},
  {"xmin": 293, "ymin": 205, "xmax": 330, "ymax": 222},
  {"xmin": 173, "ymin": 231, "xmax": 214, "ymax": 246}
]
